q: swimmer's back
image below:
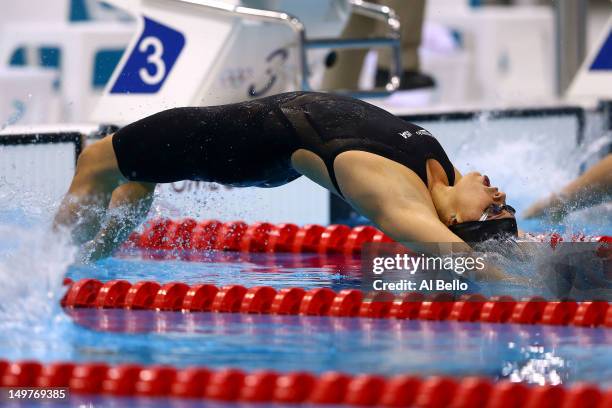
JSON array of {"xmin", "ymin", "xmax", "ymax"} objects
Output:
[
  {"xmin": 277, "ymin": 92, "xmax": 456, "ymax": 194},
  {"xmin": 112, "ymin": 91, "xmax": 455, "ymax": 192}
]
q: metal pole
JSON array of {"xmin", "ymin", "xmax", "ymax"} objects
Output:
[{"xmin": 554, "ymin": 0, "xmax": 587, "ymax": 96}]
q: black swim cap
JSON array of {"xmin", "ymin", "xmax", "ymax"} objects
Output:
[{"xmin": 449, "ymin": 218, "xmax": 518, "ymax": 243}]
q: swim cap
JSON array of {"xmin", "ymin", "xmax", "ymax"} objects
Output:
[{"xmin": 449, "ymin": 218, "xmax": 518, "ymax": 243}]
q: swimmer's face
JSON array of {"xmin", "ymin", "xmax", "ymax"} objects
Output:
[{"xmin": 450, "ymin": 172, "xmax": 514, "ymax": 224}]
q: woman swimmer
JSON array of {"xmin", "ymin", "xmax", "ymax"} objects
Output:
[{"xmin": 54, "ymin": 92, "xmax": 517, "ymax": 264}]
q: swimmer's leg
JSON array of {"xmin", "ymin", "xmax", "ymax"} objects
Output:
[
  {"xmin": 82, "ymin": 180, "xmax": 155, "ymax": 261},
  {"xmin": 54, "ymin": 136, "xmax": 123, "ymax": 243}
]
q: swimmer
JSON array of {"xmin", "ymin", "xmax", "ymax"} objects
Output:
[
  {"xmin": 54, "ymin": 92, "xmax": 517, "ymax": 266},
  {"xmin": 524, "ymin": 154, "xmax": 612, "ymax": 221}
]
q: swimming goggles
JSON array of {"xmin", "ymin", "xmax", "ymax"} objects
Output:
[{"xmin": 479, "ymin": 204, "xmax": 516, "ymax": 221}]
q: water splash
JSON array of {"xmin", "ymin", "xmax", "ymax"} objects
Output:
[
  {"xmin": 0, "ymin": 205, "xmax": 77, "ymax": 361},
  {"xmin": 454, "ymin": 116, "xmax": 579, "ymax": 209},
  {"xmin": 503, "ymin": 343, "xmax": 567, "ymax": 385},
  {"xmin": 577, "ymin": 132, "xmax": 612, "ymax": 164},
  {"xmin": 0, "ymin": 225, "xmax": 74, "ymax": 320},
  {"xmin": 447, "ymin": 113, "xmax": 611, "ymax": 236}
]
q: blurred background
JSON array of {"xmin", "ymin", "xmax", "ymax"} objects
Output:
[
  {"xmin": 0, "ymin": 0, "xmax": 610, "ymax": 230},
  {"xmin": 0, "ymin": 0, "xmax": 609, "ymax": 125}
]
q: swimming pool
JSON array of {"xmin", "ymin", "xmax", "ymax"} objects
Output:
[
  {"xmin": 0, "ymin": 207, "xmax": 610, "ymax": 407},
  {"xmin": 0, "ymin": 109, "xmax": 610, "ymax": 406}
]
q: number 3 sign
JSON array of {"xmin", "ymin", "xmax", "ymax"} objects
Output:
[{"xmin": 111, "ymin": 17, "xmax": 186, "ymax": 94}]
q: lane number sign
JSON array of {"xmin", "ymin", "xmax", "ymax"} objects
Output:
[{"xmin": 111, "ymin": 17, "xmax": 185, "ymax": 94}]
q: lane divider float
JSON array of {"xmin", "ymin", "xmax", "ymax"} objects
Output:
[
  {"xmin": 125, "ymin": 219, "xmax": 391, "ymax": 254},
  {"xmin": 125, "ymin": 219, "xmax": 394, "ymax": 254},
  {"xmin": 124, "ymin": 218, "xmax": 612, "ymax": 255},
  {"xmin": 0, "ymin": 359, "xmax": 609, "ymax": 407},
  {"xmin": 62, "ymin": 279, "xmax": 611, "ymax": 328}
]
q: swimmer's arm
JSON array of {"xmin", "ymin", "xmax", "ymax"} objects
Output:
[
  {"xmin": 334, "ymin": 157, "xmax": 469, "ymax": 249},
  {"xmin": 373, "ymin": 202, "xmax": 470, "ymax": 252},
  {"xmin": 524, "ymin": 154, "xmax": 612, "ymax": 219},
  {"xmin": 337, "ymin": 178, "xmax": 507, "ymax": 280},
  {"xmin": 82, "ymin": 182, "xmax": 156, "ymax": 262},
  {"xmin": 372, "ymin": 205, "xmax": 508, "ymax": 281}
]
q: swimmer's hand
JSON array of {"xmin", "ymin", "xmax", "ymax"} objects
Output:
[{"xmin": 523, "ymin": 194, "xmax": 567, "ymax": 221}]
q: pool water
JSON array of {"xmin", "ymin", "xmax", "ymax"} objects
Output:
[
  {"xmin": 0, "ymin": 242, "xmax": 609, "ymax": 389},
  {"xmin": 2, "ymin": 307, "xmax": 610, "ymax": 386},
  {"xmin": 0, "ymin": 202, "xmax": 610, "ymax": 378},
  {"xmin": 0, "ymin": 109, "xmax": 611, "ymax": 406},
  {"xmin": 67, "ymin": 252, "xmax": 364, "ymax": 292},
  {"xmin": 66, "ymin": 242, "xmax": 610, "ymax": 301}
]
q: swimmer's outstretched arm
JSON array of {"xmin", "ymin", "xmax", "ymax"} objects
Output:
[
  {"xmin": 332, "ymin": 152, "xmax": 465, "ymax": 246},
  {"xmin": 80, "ymin": 181, "xmax": 155, "ymax": 262},
  {"xmin": 331, "ymin": 151, "xmax": 507, "ymax": 281},
  {"xmin": 524, "ymin": 154, "xmax": 612, "ymax": 220},
  {"xmin": 356, "ymin": 197, "xmax": 508, "ymax": 281}
]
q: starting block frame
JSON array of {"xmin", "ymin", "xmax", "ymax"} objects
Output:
[{"xmin": 93, "ymin": 0, "xmax": 402, "ymax": 124}]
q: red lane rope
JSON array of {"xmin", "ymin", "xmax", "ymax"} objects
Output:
[
  {"xmin": 125, "ymin": 218, "xmax": 612, "ymax": 254},
  {"xmin": 125, "ymin": 219, "xmax": 403, "ymax": 254},
  {"xmin": 0, "ymin": 359, "xmax": 609, "ymax": 407},
  {"xmin": 62, "ymin": 279, "xmax": 612, "ymax": 328}
]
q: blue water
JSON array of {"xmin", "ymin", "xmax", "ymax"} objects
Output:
[
  {"xmin": 0, "ymin": 209, "xmax": 610, "ymax": 392},
  {"xmin": 0, "ymin": 245, "xmax": 608, "ymax": 386},
  {"xmin": 65, "ymin": 245, "xmax": 610, "ymax": 301},
  {"xmin": 67, "ymin": 252, "xmax": 363, "ymax": 292},
  {"xmin": 2, "ymin": 107, "xmax": 611, "ymax": 408},
  {"xmin": 0, "ymin": 198, "xmax": 610, "ymax": 408},
  {"xmin": 0, "ymin": 307, "xmax": 609, "ymax": 387}
]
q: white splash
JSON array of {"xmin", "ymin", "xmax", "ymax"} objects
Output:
[
  {"xmin": 0, "ymin": 167, "xmax": 79, "ymax": 358},
  {"xmin": 503, "ymin": 344, "xmax": 567, "ymax": 386},
  {"xmin": 0, "ymin": 223, "xmax": 76, "ymax": 330},
  {"xmin": 452, "ymin": 120, "xmax": 579, "ymax": 211}
]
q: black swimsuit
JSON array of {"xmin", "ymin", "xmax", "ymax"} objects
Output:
[{"xmin": 112, "ymin": 92, "xmax": 455, "ymax": 196}]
